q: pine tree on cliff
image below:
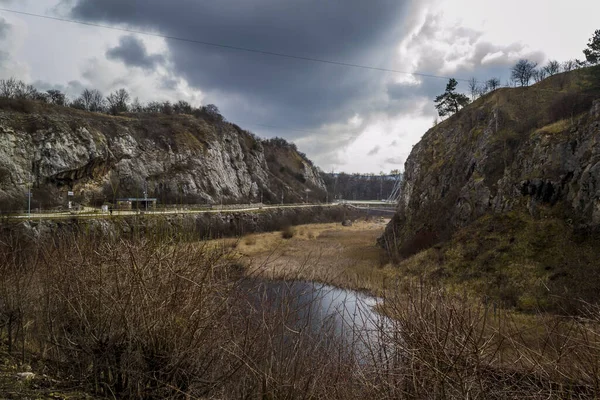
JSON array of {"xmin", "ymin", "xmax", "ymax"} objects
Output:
[
  {"xmin": 434, "ymin": 78, "xmax": 470, "ymax": 117},
  {"xmin": 584, "ymin": 29, "xmax": 600, "ymax": 65},
  {"xmin": 583, "ymin": 29, "xmax": 600, "ymax": 88}
]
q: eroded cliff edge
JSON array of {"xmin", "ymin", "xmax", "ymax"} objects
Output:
[{"xmin": 0, "ymin": 100, "xmax": 326, "ymax": 209}]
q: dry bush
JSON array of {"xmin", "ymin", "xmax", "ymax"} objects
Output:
[
  {"xmin": 548, "ymin": 92, "xmax": 594, "ymax": 123},
  {"xmin": 31, "ymin": 234, "xmax": 240, "ymax": 398},
  {"xmin": 244, "ymin": 235, "xmax": 257, "ymax": 245},
  {"xmin": 0, "ymin": 97, "xmax": 36, "ymax": 113},
  {"xmin": 368, "ymin": 282, "xmax": 600, "ymax": 399},
  {"xmin": 2, "ymin": 228, "xmax": 600, "ymax": 399},
  {"xmin": 399, "ymin": 229, "xmax": 438, "ymax": 258},
  {"xmin": 281, "ymin": 225, "xmax": 295, "ymax": 239},
  {"xmin": 0, "ymin": 230, "xmax": 365, "ymax": 398},
  {"xmin": 221, "ymin": 281, "xmax": 365, "ymax": 399}
]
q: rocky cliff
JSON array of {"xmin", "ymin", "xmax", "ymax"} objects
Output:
[
  {"xmin": 382, "ymin": 68, "xmax": 600, "ymax": 253},
  {"xmin": 380, "ymin": 67, "xmax": 600, "ymax": 310},
  {"xmin": 0, "ymin": 99, "xmax": 326, "ymax": 210}
]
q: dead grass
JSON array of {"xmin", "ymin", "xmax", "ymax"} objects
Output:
[
  {"xmin": 392, "ymin": 211, "xmax": 600, "ymax": 314},
  {"xmin": 2, "ymin": 218, "xmax": 600, "ymax": 398},
  {"xmin": 232, "ymin": 219, "xmax": 393, "ymax": 294}
]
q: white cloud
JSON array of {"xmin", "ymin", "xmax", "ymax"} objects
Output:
[
  {"xmin": 0, "ymin": 14, "xmax": 31, "ymax": 80},
  {"xmin": 1, "ymin": 0, "xmax": 599, "ymax": 175}
]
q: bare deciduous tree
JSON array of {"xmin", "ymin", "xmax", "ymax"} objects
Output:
[
  {"xmin": 174, "ymin": 100, "xmax": 193, "ymax": 114},
  {"xmin": 511, "ymin": 59, "xmax": 538, "ymax": 87},
  {"xmin": 485, "ymin": 77, "xmax": 501, "ymax": 92},
  {"xmin": 543, "ymin": 60, "xmax": 561, "ymax": 76},
  {"xmin": 468, "ymin": 77, "xmax": 480, "ymax": 100},
  {"xmin": 0, "ymin": 79, "xmax": 39, "ymax": 100},
  {"xmin": 46, "ymin": 90, "xmax": 66, "ymax": 106},
  {"xmin": 79, "ymin": 89, "xmax": 105, "ymax": 112},
  {"xmin": 69, "ymin": 98, "xmax": 86, "ymax": 110},
  {"xmin": 13, "ymin": 82, "xmax": 38, "ymax": 100},
  {"xmin": 130, "ymin": 97, "xmax": 143, "ymax": 113},
  {"xmin": 106, "ymin": 88, "xmax": 130, "ymax": 115},
  {"xmin": 144, "ymin": 101, "xmax": 162, "ymax": 113},
  {"xmin": 562, "ymin": 60, "xmax": 577, "ymax": 72},
  {"xmin": 532, "ymin": 68, "xmax": 547, "ymax": 83},
  {"xmin": 203, "ymin": 103, "xmax": 225, "ymax": 121},
  {"xmin": 0, "ymin": 78, "xmax": 18, "ymax": 98},
  {"xmin": 160, "ymin": 101, "xmax": 173, "ymax": 115}
]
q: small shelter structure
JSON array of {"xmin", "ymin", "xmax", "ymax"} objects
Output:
[{"xmin": 116, "ymin": 198, "xmax": 158, "ymax": 210}]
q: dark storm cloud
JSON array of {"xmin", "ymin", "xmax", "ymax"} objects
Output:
[
  {"xmin": 68, "ymin": 0, "xmax": 411, "ymax": 136},
  {"xmin": 367, "ymin": 146, "xmax": 381, "ymax": 156},
  {"xmin": 159, "ymin": 76, "xmax": 179, "ymax": 91},
  {"xmin": 106, "ymin": 35, "xmax": 165, "ymax": 70}
]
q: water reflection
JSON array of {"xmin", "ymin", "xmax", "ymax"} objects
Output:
[{"xmin": 236, "ymin": 279, "xmax": 396, "ymax": 363}]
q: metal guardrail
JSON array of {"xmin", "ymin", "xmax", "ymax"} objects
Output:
[
  {"xmin": 0, "ymin": 201, "xmax": 394, "ymax": 217},
  {"xmin": 0, "ymin": 202, "xmax": 344, "ymax": 220}
]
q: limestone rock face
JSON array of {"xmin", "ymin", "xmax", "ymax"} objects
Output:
[
  {"xmin": 382, "ymin": 73, "xmax": 600, "ymax": 252},
  {"xmin": 0, "ymin": 105, "xmax": 325, "ymax": 209}
]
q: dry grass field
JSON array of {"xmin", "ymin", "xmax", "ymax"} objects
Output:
[{"xmin": 230, "ymin": 218, "xmax": 394, "ymax": 294}]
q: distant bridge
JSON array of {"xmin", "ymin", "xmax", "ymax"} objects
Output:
[{"xmin": 334, "ymin": 200, "xmax": 397, "ymax": 215}]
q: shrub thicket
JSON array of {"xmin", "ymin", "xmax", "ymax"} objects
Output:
[{"xmin": 1, "ymin": 228, "xmax": 600, "ymax": 398}]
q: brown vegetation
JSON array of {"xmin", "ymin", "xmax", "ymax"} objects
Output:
[
  {"xmin": 280, "ymin": 225, "xmax": 295, "ymax": 239},
  {"xmin": 233, "ymin": 218, "xmax": 394, "ymax": 294},
  {"xmin": 1, "ymin": 219, "xmax": 600, "ymax": 398}
]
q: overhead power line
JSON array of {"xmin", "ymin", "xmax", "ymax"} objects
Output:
[
  {"xmin": 240, "ymin": 122, "xmax": 322, "ymax": 135},
  {"xmin": 0, "ymin": 7, "xmax": 470, "ymax": 82}
]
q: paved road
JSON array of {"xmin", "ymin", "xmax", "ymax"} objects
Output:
[
  {"xmin": 353, "ymin": 207, "xmax": 396, "ymax": 213},
  {"xmin": 4, "ymin": 200, "xmax": 397, "ymax": 221},
  {"xmin": 5, "ymin": 203, "xmax": 342, "ymax": 221}
]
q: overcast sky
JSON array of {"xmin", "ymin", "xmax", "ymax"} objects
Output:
[{"xmin": 0, "ymin": 0, "xmax": 598, "ymax": 173}]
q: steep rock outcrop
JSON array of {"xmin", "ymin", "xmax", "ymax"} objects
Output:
[
  {"xmin": 0, "ymin": 102, "xmax": 325, "ymax": 209},
  {"xmin": 382, "ymin": 69, "xmax": 600, "ymax": 254}
]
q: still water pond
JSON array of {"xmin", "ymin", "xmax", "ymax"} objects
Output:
[{"xmin": 236, "ymin": 280, "xmax": 396, "ymax": 361}]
